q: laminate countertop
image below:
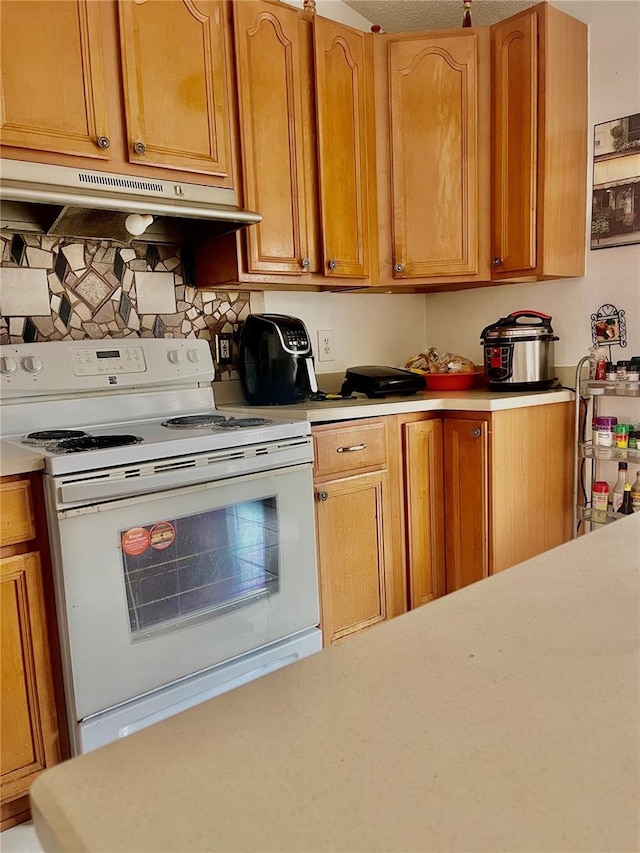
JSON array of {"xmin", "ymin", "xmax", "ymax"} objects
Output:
[
  {"xmin": 31, "ymin": 513, "xmax": 640, "ymax": 853},
  {"xmin": 0, "ymin": 388, "xmax": 573, "ymax": 476},
  {"xmin": 218, "ymin": 386, "xmax": 574, "ymax": 423},
  {"xmin": 0, "ymin": 441, "xmax": 45, "ymax": 476}
]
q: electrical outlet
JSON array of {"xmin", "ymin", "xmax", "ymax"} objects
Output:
[
  {"xmin": 215, "ymin": 333, "xmax": 233, "ymax": 365},
  {"xmin": 317, "ymin": 330, "xmax": 335, "ymax": 362}
]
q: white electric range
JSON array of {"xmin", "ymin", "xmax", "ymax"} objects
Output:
[{"xmin": 1, "ymin": 339, "xmax": 321, "ymax": 753}]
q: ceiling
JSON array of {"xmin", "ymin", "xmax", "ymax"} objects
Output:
[{"xmin": 342, "ymin": 0, "xmax": 539, "ymax": 32}]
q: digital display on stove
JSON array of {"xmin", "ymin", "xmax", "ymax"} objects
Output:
[{"xmin": 97, "ymin": 350, "xmax": 121, "ymax": 359}]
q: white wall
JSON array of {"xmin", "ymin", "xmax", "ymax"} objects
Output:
[
  {"xmin": 262, "ymin": 290, "xmax": 429, "ymax": 375},
  {"xmin": 269, "ymin": 0, "xmax": 640, "ymax": 373},
  {"xmin": 423, "ymin": 0, "xmax": 640, "ymax": 368}
]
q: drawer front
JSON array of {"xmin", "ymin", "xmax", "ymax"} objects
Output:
[
  {"xmin": 313, "ymin": 420, "xmax": 388, "ymax": 477},
  {"xmin": 1, "ymin": 480, "xmax": 36, "ymax": 547}
]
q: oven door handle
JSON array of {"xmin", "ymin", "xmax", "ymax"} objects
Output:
[{"xmin": 55, "ymin": 450, "xmax": 312, "ymax": 508}]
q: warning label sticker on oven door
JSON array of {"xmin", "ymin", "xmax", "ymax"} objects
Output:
[{"xmin": 121, "ymin": 526, "xmax": 151, "ymax": 556}]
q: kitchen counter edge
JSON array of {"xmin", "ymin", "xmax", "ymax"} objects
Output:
[
  {"xmin": 220, "ymin": 387, "xmax": 574, "ymax": 423},
  {"xmin": 1, "ymin": 441, "xmax": 45, "ymax": 477}
]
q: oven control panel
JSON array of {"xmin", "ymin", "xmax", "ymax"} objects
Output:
[
  {"xmin": 0, "ymin": 339, "xmax": 215, "ymax": 397},
  {"xmin": 71, "ymin": 346, "xmax": 147, "ymax": 376}
]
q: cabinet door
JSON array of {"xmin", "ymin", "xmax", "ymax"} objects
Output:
[
  {"xmin": 1, "ymin": 553, "xmax": 61, "ymax": 807},
  {"xmin": 402, "ymin": 419, "xmax": 445, "ymax": 608},
  {"xmin": 313, "ymin": 17, "xmax": 373, "ymax": 280},
  {"xmin": 491, "ymin": 5, "xmax": 587, "ymax": 280},
  {"xmin": 387, "ymin": 30, "xmax": 486, "ymax": 279},
  {"xmin": 443, "ymin": 417, "xmax": 488, "ymax": 592},
  {"xmin": 0, "ymin": 0, "xmax": 110, "ymax": 159},
  {"xmin": 233, "ymin": 0, "xmax": 315, "ymax": 275},
  {"xmin": 491, "ymin": 10, "xmax": 538, "ymax": 276},
  {"xmin": 118, "ymin": 0, "xmax": 234, "ymax": 183},
  {"xmin": 315, "ymin": 472, "xmax": 390, "ymax": 645}
]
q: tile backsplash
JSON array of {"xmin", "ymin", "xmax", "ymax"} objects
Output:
[{"xmin": 0, "ymin": 233, "xmax": 251, "ymax": 380}]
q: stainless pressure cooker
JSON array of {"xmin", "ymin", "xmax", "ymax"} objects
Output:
[{"xmin": 480, "ymin": 310, "xmax": 558, "ymax": 391}]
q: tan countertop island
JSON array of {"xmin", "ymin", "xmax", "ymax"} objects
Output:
[{"xmin": 31, "ymin": 514, "xmax": 640, "ymax": 853}]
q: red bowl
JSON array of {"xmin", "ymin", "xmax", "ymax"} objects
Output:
[{"xmin": 423, "ymin": 371, "xmax": 480, "ymax": 391}]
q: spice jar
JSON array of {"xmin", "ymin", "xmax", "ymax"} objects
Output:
[
  {"xmin": 592, "ymin": 416, "xmax": 617, "ymax": 449},
  {"xmin": 616, "ymin": 360, "xmax": 629, "ymax": 381},
  {"xmin": 591, "ymin": 481, "xmax": 609, "ymax": 522},
  {"xmin": 614, "ymin": 424, "xmax": 630, "ymax": 449}
]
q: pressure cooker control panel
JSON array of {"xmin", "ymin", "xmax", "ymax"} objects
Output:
[{"xmin": 485, "ymin": 344, "xmax": 513, "ymax": 381}]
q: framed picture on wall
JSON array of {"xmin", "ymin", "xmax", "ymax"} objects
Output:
[{"xmin": 591, "ymin": 113, "xmax": 640, "ymax": 250}]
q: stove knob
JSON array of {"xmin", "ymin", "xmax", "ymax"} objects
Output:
[
  {"xmin": 0, "ymin": 356, "xmax": 18, "ymax": 375},
  {"xmin": 187, "ymin": 349, "xmax": 202, "ymax": 363},
  {"xmin": 22, "ymin": 355, "xmax": 44, "ymax": 375},
  {"xmin": 167, "ymin": 349, "xmax": 184, "ymax": 364}
]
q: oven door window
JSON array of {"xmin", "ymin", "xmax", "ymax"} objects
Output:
[{"xmin": 121, "ymin": 498, "xmax": 280, "ymax": 640}]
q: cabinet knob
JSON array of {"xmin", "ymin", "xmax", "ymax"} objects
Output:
[
  {"xmin": 301, "ymin": 257, "xmax": 311, "ymax": 269},
  {"xmin": 471, "ymin": 427, "xmax": 482, "ymax": 438},
  {"xmin": 328, "ymin": 259, "xmax": 337, "ymax": 271},
  {"xmin": 133, "ymin": 141, "xmax": 146, "ymax": 155},
  {"xmin": 96, "ymin": 136, "xmax": 110, "ymax": 149},
  {"xmin": 491, "ymin": 257, "xmax": 502, "ymax": 266},
  {"xmin": 318, "ymin": 490, "xmax": 328, "ymax": 502},
  {"xmin": 394, "ymin": 263, "xmax": 404, "ymax": 273}
]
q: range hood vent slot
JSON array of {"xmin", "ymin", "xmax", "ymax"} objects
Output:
[{"xmin": 77, "ymin": 173, "xmax": 166, "ymax": 194}]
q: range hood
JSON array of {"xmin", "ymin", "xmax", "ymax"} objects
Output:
[{"xmin": 0, "ymin": 159, "xmax": 261, "ymax": 245}]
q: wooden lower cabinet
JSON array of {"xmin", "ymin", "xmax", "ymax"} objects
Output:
[
  {"xmin": 0, "ymin": 475, "xmax": 67, "ymax": 831},
  {"xmin": 396, "ymin": 415, "xmax": 446, "ymax": 608},
  {"xmin": 312, "ymin": 402, "xmax": 573, "ymax": 642},
  {"xmin": 443, "ymin": 402, "xmax": 574, "ymax": 592},
  {"xmin": 312, "ymin": 419, "xmax": 400, "ymax": 645}
]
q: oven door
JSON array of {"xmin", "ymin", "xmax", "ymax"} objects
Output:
[{"xmin": 46, "ymin": 464, "xmax": 318, "ymax": 722}]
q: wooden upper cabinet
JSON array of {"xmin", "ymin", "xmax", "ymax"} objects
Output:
[
  {"xmin": 0, "ymin": 0, "xmax": 110, "ymax": 160},
  {"xmin": 232, "ymin": 0, "xmax": 315, "ymax": 275},
  {"xmin": 491, "ymin": 2, "xmax": 588, "ymax": 280},
  {"xmin": 375, "ymin": 28, "xmax": 491, "ymax": 285},
  {"xmin": 313, "ymin": 17, "xmax": 375, "ymax": 280},
  {"xmin": 117, "ymin": 0, "xmax": 234, "ymax": 182}
]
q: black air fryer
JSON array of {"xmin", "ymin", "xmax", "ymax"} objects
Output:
[{"xmin": 238, "ymin": 314, "xmax": 319, "ymax": 405}]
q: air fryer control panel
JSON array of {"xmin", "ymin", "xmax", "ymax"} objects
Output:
[
  {"xmin": 485, "ymin": 344, "xmax": 513, "ymax": 381},
  {"xmin": 277, "ymin": 327, "xmax": 311, "ymax": 355}
]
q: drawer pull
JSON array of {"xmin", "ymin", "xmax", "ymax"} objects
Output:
[{"xmin": 336, "ymin": 443, "xmax": 367, "ymax": 453}]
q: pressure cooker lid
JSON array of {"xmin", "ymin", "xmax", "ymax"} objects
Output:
[{"xmin": 480, "ymin": 310, "xmax": 558, "ymax": 342}]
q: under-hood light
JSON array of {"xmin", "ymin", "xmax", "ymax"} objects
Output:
[{"xmin": 124, "ymin": 213, "xmax": 154, "ymax": 236}]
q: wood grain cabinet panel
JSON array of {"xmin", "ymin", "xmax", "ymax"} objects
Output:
[
  {"xmin": 0, "ymin": 481, "xmax": 35, "ymax": 548},
  {"xmin": 373, "ymin": 27, "xmax": 491, "ymax": 287},
  {"xmin": 312, "ymin": 418, "xmax": 398, "ymax": 645},
  {"xmin": 118, "ymin": 0, "xmax": 234, "ymax": 182},
  {"xmin": 315, "ymin": 471, "xmax": 390, "ymax": 644},
  {"xmin": 443, "ymin": 416, "xmax": 489, "ymax": 592},
  {"xmin": 0, "ymin": 0, "xmax": 110, "ymax": 160},
  {"xmin": 1, "ymin": 554, "xmax": 61, "ymax": 807},
  {"xmin": 313, "ymin": 17, "xmax": 375, "ymax": 280},
  {"xmin": 491, "ymin": 2, "xmax": 588, "ymax": 280},
  {"xmin": 0, "ymin": 475, "xmax": 66, "ymax": 831},
  {"xmin": 232, "ymin": 0, "xmax": 314, "ymax": 276},
  {"xmin": 401, "ymin": 418, "xmax": 446, "ymax": 608}
]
